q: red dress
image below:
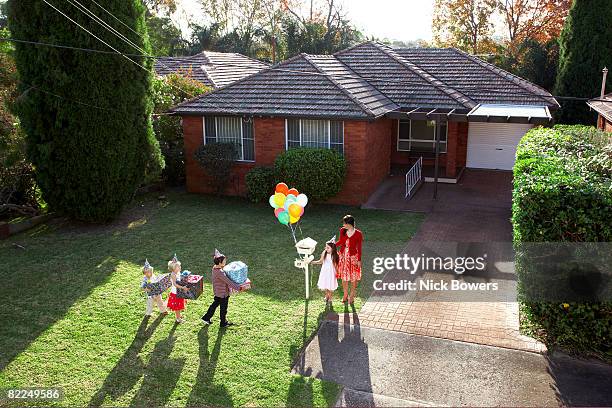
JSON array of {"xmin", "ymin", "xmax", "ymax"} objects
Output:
[
  {"xmin": 166, "ymin": 273, "xmax": 185, "ymax": 311},
  {"xmin": 335, "ymin": 227, "xmax": 363, "ymax": 282}
]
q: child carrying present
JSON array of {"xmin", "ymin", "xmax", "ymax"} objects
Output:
[
  {"xmin": 141, "ymin": 259, "xmax": 168, "ymax": 316},
  {"xmin": 167, "ymin": 254, "xmax": 189, "ymax": 323},
  {"xmin": 201, "ymin": 249, "xmax": 244, "ymax": 328},
  {"xmin": 312, "ymin": 236, "xmax": 339, "ymax": 303}
]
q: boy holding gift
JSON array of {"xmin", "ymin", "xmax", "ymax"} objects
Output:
[
  {"xmin": 201, "ymin": 249, "xmax": 244, "ymax": 327},
  {"xmin": 141, "ymin": 259, "xmax": 168, "ymax": 317}
]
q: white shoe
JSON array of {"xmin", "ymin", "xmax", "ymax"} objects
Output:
[{"xmin": 175, "ymin": 318, "xmax": 185, "ymax": 323}]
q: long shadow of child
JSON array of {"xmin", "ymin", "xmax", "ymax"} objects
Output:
[
  {"xmin": 185, "ymin": 326, "xmax": 233, "ymax": 407},
  {"xmin": 128, "ymin": 323, "xmax": 186, "ymax": 407},
  {"xmin": 89, "ymin": 315, "xmax": 164, "ymax": 407}
]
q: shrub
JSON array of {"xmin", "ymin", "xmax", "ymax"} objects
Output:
[
  {"xmin": 274, "ymin": 148, "xmax": 346, "ymax": 201},
  {"xmin": 9, "ymin": 0, "xmax": 162, "ymax": 222},
  {"xmin": 512, "ymin": 125, "xmax": 612, "ymax": 357},
  {"xmin": 245, "ymin": 166, "xmax": 275, "ymax": 203},
  {"xmin": 194, "ymin": 142, "xmax": 238, "ymax": 194}
]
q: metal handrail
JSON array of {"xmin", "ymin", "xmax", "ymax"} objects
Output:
[{"xmin": 405, "ymin": 156, "xmax": 423, "ymax": 198}]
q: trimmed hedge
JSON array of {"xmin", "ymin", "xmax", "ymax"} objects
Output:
[
  {"xmin": 245, "ymin": 166, "xmax": 275, "ymax": 203},
  {"xmin": 194, "ymin": 143, "xmax": 238, "ymax": 194},
  {"xmin": 512, "ymin": 125, "xmax": 611, "ymax": 357},
  {"xmin": 274, "ymin": 148, "xmax": 346, "ymax": 201}
]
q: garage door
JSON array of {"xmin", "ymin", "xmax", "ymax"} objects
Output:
[{"xmin": 466, "ymin": 123, "xmax": 533, "ymax": 170}]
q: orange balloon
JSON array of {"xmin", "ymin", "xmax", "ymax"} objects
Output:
[
  {"xmin": 287, "ymin": 188, "xmax": 299, "ymax": 197},
  {"xmin": 275, "ymin": 182, "xmax": 289, "ymax": 195},
  {"xmin": 288, "ymin": 203, "xmax": 302, "ymax": 218}
]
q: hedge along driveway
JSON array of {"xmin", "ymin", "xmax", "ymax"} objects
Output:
[{"xmin": 0, "ymin": 193, "xmax": 423, "ymax": 406}]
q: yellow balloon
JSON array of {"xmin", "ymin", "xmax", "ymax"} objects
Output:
[
  {"xmin": 289, "ymin": 215, "xmax": 300, "ymax": 224},
  {"xmin": 274, "ymin": 192, "xmax": 286, "ymax": 208},
  {"xmin": 288, "ymin": 203, "xmax": 302, "ymax": 218}
]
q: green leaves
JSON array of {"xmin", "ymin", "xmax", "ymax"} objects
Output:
[
  {"xmin": 194, "ymin": 142, "xmax": 238, "ymax": 194},
  {"xmin": 245, "ymin": 166, "xmax": 275, "ymax": 203}
]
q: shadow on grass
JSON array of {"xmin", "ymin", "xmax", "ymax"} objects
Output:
[
  {"xmin": 0, "ymin": 255, "xmax": 119, "ymax": 372},
  {"xmin": 129, "ymin": 323, "xmax": 186, "ymax": 407},
  {"xmin": 89, "ymin": 315, "xmax": 166, "ymax": 407},
  {"xmin": 286, "ymin": 300, "xmax": 344, "ymax": 407},
  {"xmin": 186, "ymin": 326, "xmax": 233, "ymax": 407}
]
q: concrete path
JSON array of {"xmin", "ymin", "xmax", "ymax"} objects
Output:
[{"xmin": 293, "ymin": 320, "xmax": 612, "ymax": 407}]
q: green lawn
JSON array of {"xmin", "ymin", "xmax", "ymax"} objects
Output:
[{"xmin": 0, "ymin": 192, "xmax": 423, "ymax": 407}]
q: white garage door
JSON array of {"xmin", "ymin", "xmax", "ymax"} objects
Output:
[{"xmin": 466, "ymin": 123, "xmax": 533, "ymax": 170}]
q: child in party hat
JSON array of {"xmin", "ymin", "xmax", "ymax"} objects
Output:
[
  {"xmin": 167, "ymin": 254, "xmax": 189, "ymax": 323},
  {"xmin": 202, "ymin": 249, "xmax": 244, "ymax": 327},
  {"xmin": 141, "ymin": 259, "xmax": 168, "ymax": 317}
]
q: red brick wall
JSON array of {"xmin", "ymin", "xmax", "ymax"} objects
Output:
[
  {"xmin": 445, "ymin": 121, "xmax": 468, "ymax": 177},
  {"xmin": 182, "ymin": 115, "xmax": 394, "ymax": 205}
]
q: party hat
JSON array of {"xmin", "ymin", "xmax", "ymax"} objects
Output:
[
  {"xmin": 327, "ymin": 235, "xmax": 336, "ymax": 244},
  {"xmin": 213, "ymin": 248, "xmax": 224, "ymax": 259},
  {"xmin": 143, "ymin": 259, "xmax": 152, "ymax": 269},
  {"xmin": 171, "ymin": 253, "xmax": 179, "ymax": 263}
]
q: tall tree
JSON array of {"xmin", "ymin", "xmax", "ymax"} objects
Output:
[
  {"xmin": 8, "ymin": 0, "xmax": 163, "ymax": 221},
  {"xmin": 495, "ymin": 0, "xmax": 572, "ymax": 46},
  {"xmin": 147, "ymin": 15, "xmax": 188, "ymax": 56},
  {"xmin": 554, "ymin": 0, "xmax": 612, "ymax": 124},
  {"xmin": 432, "ymin": 0, "xmax": 497, "ymax": 54}
]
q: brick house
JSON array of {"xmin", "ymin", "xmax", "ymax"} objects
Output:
[
  {"xmin": 171, "ymin": 41, "xmax": 558, "ymax": 206},
  {"xmin": 587, "ymin": 93, "xmax": 612, "ymax": 132}
]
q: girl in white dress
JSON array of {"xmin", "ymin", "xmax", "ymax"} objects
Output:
[{"xmin": 312, "ymin": 238, "xmax": 339, "ymax": 303}]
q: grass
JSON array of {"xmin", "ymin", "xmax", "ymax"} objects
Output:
[{"xmin": 0, "ymin": 192, "xmax": 423, "ymax": 407}]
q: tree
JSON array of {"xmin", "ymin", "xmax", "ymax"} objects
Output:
[
  {"xmin": 432, "ymin": 0, "xmax": 497, "ymax": 54},
  {"xmin": 554, "ymin": 0, "xmax": 612, "ymax": 124},
  {"xmin": 8, "ymin": 0, "xmax": 163, "ymax": 221},
  {"xmin": 147, "ymin": 15, "xmax": 188, "ymax": 56},
  {"xmin": 495, "ymin": 0, "xmax": 572, "ymax": 47}
]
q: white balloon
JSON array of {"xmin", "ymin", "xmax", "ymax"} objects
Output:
[{"xmin": 296, "ymin": 193, "xmax": 308, "ymax": 207}]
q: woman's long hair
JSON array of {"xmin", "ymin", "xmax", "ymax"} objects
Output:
[{"xmin": 325, "ymin": 242, "xmax": 340, "ymax": 268}]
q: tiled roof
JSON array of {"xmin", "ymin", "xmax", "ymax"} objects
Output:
[
  {"xmin": 154, "ymin": 51, "xmax": 269, "ymax": 88},
  {"xmin": 171, "ymin": 41, "xmax": 558, "ymax": 118},
  {"xmin": 587, "ymin": 93, "xmax": 612, "ymax": 122}
]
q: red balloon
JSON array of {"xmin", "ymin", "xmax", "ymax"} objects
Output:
[
  {"xmin": 274, "ymin": 208, "xmax": 284, "ymax": 218},
  {"xmin": 275, "ymin": 182, "xmax": 289, "ymax": 195},
  {"xmin": 287, "ymin": 188, "xmax": 299, "ymax": 197}
]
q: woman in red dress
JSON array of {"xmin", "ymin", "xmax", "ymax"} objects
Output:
[{"xmin": 335, "ymin": 215, "xmax": 363, "ymax": 304}]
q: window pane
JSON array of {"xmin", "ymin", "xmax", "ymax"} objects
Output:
[
  {"xmin": 330, "ymin": 121, "xmax": 343, "ymax": 144},
  {"xmin": 287, "ymin": 141, "xmax": 301, "ymax": 149},
  {"xmin": 399, "ymin": 120, "xmax": 410, "ymax": 140},
  {"xmin": 242, "ymin": 119, "xmax": 254, "ymax": 161},
  {"xmin": 410, "ymin": 120, "xmax": 435, "ymax": 141},
  {"xmin": 331, "ymin": 143, "xmax": 343, "ymax": 155},
  {"xmin": 301, "ymin": 119, "xmax": 328, "ymax": 148},
  {"xmin": 287, "ymin": 119, "xmax": 300, "ymax": 144},
  {"xmin": 398, "ymin": 140, "xmax": 411, "ymax": 151},
  {"xmin": 216, "ymin": 116, "xmax": 242, "ymax": 159},
  {"xmin": 410, "ymin": 141, "xmax": 435, "ymax": 152},
  {"xmin": 440, "ymin": 124, "xmax": 447, "ymax": 142},
  {"xmin": 204, "ymin": 116, "xmax": 216, "ymax": 144}
]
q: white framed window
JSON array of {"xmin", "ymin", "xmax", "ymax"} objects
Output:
[
  {"xmin": 203, "ymin": 116, "xmax": 254, "ymax": 161},
  {"xmin": 286, "ymin": 118, "xmax": 344, "ymax": 155},
  {"xmin": 397, "ymin": 119, "xmax": 447, "ymax": 153}
]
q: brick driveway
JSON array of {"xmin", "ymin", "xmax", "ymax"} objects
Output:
[{"xmin": 358, "ymin": 169, "xmax": 546, "ymax": 353}]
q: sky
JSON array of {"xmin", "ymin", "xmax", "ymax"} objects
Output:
[{"xmin": 174, "ymin": 0, "xmax": 434, "ymax": 42}]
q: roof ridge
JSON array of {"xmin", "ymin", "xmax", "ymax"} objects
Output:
[
  {"xmin": 450, "ymin": 48, "xmax": 559, "ymax": 107},
  {"xmin": 371, "ymin": 42, "xmax": 477, "ymax": 109},
  {"xmin": 302, "ymin": 54, "xmax": 376, "ymax": 118}
]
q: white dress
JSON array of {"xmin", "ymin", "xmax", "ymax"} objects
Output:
[{"xmin": 317, "ymin": 255, "xmax": 338, "ymax": 291}]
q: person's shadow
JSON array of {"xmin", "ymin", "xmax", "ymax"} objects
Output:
[
  {"xmin": 185, "ymin": 326, "xmax": 233, "ymax": 407},
  {"xmin": 128, "ymin": 323, "xmax": 186, "ymax": 407},
  {"xmin": 89, "ymin": 315, "xmax": 165, "ymax": 407}
]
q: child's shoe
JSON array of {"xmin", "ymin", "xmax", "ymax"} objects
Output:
[{"xmin": 175, "ymin": 318, "xmax": 185, "ymax": 324}]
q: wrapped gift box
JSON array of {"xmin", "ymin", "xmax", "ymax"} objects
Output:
[
  {"xmin": 177, "ymin": 274, "xmax": 203, "ymax": 299},
  {"xmin": 229, "ymin": 278, "xmax": 252, "ymax": 295},
  {"xmin": 142, "ymin": 273, "xmax": 171, "ymax": 296},
  {"xmin": 223, "ymin": 261, "xmax": 248, "ymax": 284}
]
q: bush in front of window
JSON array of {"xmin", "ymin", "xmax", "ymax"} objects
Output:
[
  {"xmin": 274, "ymin": 148, "xmax": 346, "ymax": 201},
  {"xmin": 194, "ymin": 142, "xmax": 238, "ymax": 194},
  {"xmin": 245, "ymin": 167, "xmax": 275, "ymax": 203}
]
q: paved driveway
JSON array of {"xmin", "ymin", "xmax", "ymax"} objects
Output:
[{"xmin": 359, "ymin": 169, "xmax": 545, "ymax": 352}]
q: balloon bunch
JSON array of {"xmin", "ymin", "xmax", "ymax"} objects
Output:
[{"xmin": 269, "ymin": 183, "xmax": 308, "ymax": 243}]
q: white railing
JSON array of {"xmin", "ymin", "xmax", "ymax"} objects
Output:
[{"xmin": 405, "ymin": 157, "xmax": 423, "ymax": 198}]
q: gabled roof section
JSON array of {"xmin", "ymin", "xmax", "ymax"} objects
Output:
[
  {"xmin": 171, "ymin": 54, "xmax": 385, "ymax": 119},
  {"xmin": 304, "ymin": 54, "xmax": 399, "ymax": 117},
  {"xmin": 395, "ymin": 47, "xmax": 558, "ymax": 108},
  {"xmin": 587, "ymin": 93, "xmax": 612, "ymax": 122},
  {"xmin": 335, "ymin": 42, "xmax": 474, "ymax": 111},
  {"xmin": 154, "ymin": 51, "xmax": 269, "ymax": 88}
]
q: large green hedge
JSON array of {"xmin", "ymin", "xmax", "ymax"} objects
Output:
[
  {"xmin": 274, "ymin": 148, "xmax": 346, "ymax": 201},
  {"xmin": 8, "ymin": 0, "xmax": 162, "ymax": 222},
  {"xmin": 512, "ymin": 125, "xmax": 611, "ymax": 356}
]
